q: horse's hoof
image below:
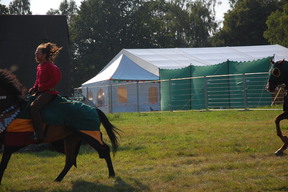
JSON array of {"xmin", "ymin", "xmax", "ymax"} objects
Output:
[
  {"xmin": 109, "ymin": 174, "xmax": 115, "ymax": 178},
  {"xmin": 54, "ymin": 178, "xmax": 62, "ymax": 182},
  {"xmin": 275, "ymin": 149, "xmax": 284, "ymax": 156}
]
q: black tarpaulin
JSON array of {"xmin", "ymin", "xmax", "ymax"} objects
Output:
[{"xmin": 0, "ymin": 15, "xmax": 72, "ymax": 95}]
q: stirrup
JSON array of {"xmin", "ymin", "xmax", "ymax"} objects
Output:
[{"xmin": 29, "ymin": 133, "xmax": 44, "ymax": 141}]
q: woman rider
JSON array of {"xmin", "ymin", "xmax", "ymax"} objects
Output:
[{"xmin": 29, "ymin": 42, "xmax": 62, "ymax": 141}]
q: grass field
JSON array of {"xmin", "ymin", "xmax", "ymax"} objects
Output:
[{"xmin": 1, "ymin": 109, "xmax": 288, "ymax": 192}]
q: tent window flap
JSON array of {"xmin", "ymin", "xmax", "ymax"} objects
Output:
[
  {"xmin": 149, "ymin": 87, "xmax": 158, "ymax": 103},
  {"xmin": 118, "ymin": 86, "xmax": 128, "ymax": 103}
]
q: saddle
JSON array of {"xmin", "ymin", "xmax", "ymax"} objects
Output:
[{"xmin": 5, "ymin": 95, "xmax": 103, "ymax": 146}]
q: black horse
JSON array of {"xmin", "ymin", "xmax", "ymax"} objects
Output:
[
  {"xmin": 0, "ymin": 69, "xmax": 121, "ymax": 184},
  {"xmin": 266, "ymin": 59, "xmax": 288, "ymax": 156}
]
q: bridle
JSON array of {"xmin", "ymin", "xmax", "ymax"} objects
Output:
[{"xmin": 271, "ymin": 68, "xmax": 281, "ymax": 78}]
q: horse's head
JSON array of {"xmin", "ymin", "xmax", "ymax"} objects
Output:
[
  {"xmin": 0, "ymin": 69, "xmax": 26, "ymax": 111},
  {"xmin": 266, "ymin": 59, "xmax": 288, "ymax": 92}
]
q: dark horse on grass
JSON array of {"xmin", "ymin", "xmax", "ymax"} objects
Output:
[
  {"xmin": 0, "ymin": 69, "xmax": 121, "ymax": 184},
  {"xmin": 266, "ymin": 59, "xmax": 288, "ymax": 156}
]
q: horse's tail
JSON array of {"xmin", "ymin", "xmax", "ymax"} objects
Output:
[{"xmin": 97, "ymin": 109, "xmax": 121, "ymax": 154}]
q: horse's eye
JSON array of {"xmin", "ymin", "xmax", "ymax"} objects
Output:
[{"xmin": 272, "ymin": 68, "xmax": 281, "ymax": 77}]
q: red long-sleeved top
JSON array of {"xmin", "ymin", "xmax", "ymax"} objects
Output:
[{"xmin": 32, "ymin": 62, "xmax": 62, "ymax": 95}]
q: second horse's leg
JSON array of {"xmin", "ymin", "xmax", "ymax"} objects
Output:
[
  {"xmin": 275, "ymin": 141, "xmax": 288, "ymax": 156},
  {"xmin": 274, "ymin": 112, "xmax": 288, "ymax": 155}
]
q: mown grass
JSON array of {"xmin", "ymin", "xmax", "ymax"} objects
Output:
[{"xmin": 1, "ymin": 109, "xmax": 288, "ymax": 192}]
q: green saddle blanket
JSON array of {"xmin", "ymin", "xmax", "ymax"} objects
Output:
[{"xmin": 18, "ymin": 95, "xmax": 100, "ymax": 131}]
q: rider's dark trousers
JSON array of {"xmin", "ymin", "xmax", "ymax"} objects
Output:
[{"xmin": 29, "ymin": 93, "xmax": 56, "ymax": 137}]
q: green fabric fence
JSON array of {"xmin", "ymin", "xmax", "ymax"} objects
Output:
[{"xmin": 160, "ymin": 57, "xmax": 273, "ymax": 110}]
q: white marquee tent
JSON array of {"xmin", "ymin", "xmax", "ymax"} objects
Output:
[{"xmin": 81, "ymin": 44, "xmax": 288, "ymax": 113}]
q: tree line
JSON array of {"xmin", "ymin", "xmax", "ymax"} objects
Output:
[{"xmin": 0, "ymin": 0, "xmax": 287, "ymax": 88}]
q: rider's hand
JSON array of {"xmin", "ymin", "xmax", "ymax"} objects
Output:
[{"xmin": 28, "ymin": 87, "xmax": 36, "ymax": 94}]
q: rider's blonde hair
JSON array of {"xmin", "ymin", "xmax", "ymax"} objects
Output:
[{"xmin": 38, "ymin": 42, "xmax": 63, "ymax": 62}]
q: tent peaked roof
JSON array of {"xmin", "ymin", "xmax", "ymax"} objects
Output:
[
  {"xmin": 82, "ymin": 54, "xmax": 158, "ymax": 85},
  {"xmin": 82, "ymin": 44, "xmax": 288, "ymax": 86}
]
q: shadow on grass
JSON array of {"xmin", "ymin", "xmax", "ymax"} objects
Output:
[
  {"xmin": 69, "ymin": 177, "xmax": 150, "ymax": 192},
  {"xmin": 14, "ymin": 142, "xmax": 145, "ymax": 157},
  {"xmin": 4, "ymin": 177, "xmax": 150, "ymax": 192},
  {"xmin": 16, "ymin": 144, "xmax": 100, "ymax": 157}
]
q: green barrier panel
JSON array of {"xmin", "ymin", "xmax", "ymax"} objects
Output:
[
  {"xmin": 160, "ymin": 57, "xmax": 273, "ymax": 110},
  {"xmin": 160, "ymin": 66, "xmax": 191, "ymax": 111}
]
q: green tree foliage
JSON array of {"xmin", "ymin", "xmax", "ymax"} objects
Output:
[
  {"xmin": 69, "ymin": 0, "xmax": 217, "ymax": 86},
  {"xmin": 8, "ymin": 0, "xmax": 31, "ymax": 15},
  {"xmin": 211, "ymin": 0, "xmax": 279, "ymax": 46},
  {"xmin": 128, "ymin": 0, "xmax": 190, "ymax": 48},
  {"xmin": 46, "ymin": 8, "xmax": 60, "ymax": 15},
  {"xmin": 264, "ymin": 2, "xmax": 288, "ymax": 47},
  {"xmin": 228, "ymin": 0, "xmax": 239, "ymax": 8},
  {"xmin": 0, "ymin": 0, "xmax": 9, "ymax": 14},
  {"xmin": 70, "ymin": 0, "xmax": 141, "ymax": 86},
  {"xmin": 186, "ymin": 0, "xmax": 217, "ymax": 47},
  {"xmin": 47, "ymin": 0, "xmax": 78, "ymax": 24}
]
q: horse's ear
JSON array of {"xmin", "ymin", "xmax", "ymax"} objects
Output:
[
  {"xmin": 271, "ymin": 59, "xmax": 275, "ymax": 64},
  {"xmin": 279, "ymin": 59, "xmax": 285, "ymax": 64}
]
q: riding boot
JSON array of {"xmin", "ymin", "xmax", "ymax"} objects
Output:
[
  {"xmin": 29, "ymin": 116, "xmax": 44, "ymax": 141},
  {"xmin": 30, "ymin": 125, "xmax": 44, "ymax": 141},
  {"xmin": 28, "ymin": 93, "xmax": 55, "ymax": 141},
  {"xmin": 29, "ymin": 104, "xmax": 45, "ymax": 141}
]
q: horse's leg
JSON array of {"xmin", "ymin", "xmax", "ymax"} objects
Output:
[
  {"xmin": 54, "ymin": 134, "xmax": 81, "ymax": 182},
  {"xmin": 0, "ymin": 149, "xmax": 12, "ymax": 185},
  {"xmin": 275, "ymin": 112, "xmax": 288, "ymax": 142},
  {"xmin": 0, "ymin": 146, "xmax": 22, "ymax": 184},
  {"xmin": 274, "ymin": 111, "xmax": 288, "ymax": 155},
  {"xmin": 275, "ymin": 142, "xmax": 288, "ymax": 156},
  {"xmin": 79, "ymin": 133, "xmax": 115, "ymax": 177},
  {"xmin": 104, "ymin": 150, "xmax": 115, "ymax": 178}
]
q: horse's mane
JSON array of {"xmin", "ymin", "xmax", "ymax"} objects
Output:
[{"xmin": 0, "ymin": 69, "xmax": 26, "ymax": 102}]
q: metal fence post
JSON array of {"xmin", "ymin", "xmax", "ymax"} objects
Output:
[
  {"xmin": 136, "ymin": 81, "xmax": 140, "ymax": 112},
  {"xmin": 169, "ymin": 79, "xmax": 172, "ymax": 111},
  {"xmin": 109, "ymin": 84, "xmax": 113, "ymax": 113},
  {"xmin": 243, "ymin": 73, "xmax": 247, "ymax": 110},
  {"xmin": 204, "ymin": 76, "xmax": 208, "ymax": 110}
]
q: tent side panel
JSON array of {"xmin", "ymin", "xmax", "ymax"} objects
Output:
[
  {"xmin": 111, "ymin": 81, "xmax": 160, "ymax": 113},
  {"xmin": 82, "ymin": 84, "xmax": 110, "ymax": 113},
  {"xmin": 192, "ymin": 62, "xmax": 229, "ymax": 109},
  {"xmin": 160, "ymin": 66, "xmax": 191, "ymax": 111},
  {"xmin": 228, "ymin": 57, "xmax": 273, "ymax": 108}
]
